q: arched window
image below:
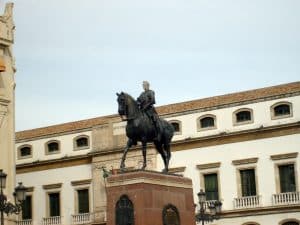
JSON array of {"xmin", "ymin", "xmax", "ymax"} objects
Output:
[
  {"xmin": 18, "ymin": 145, "xmax": 32, "ymax": 159},
  {"xmin": 115, "ymin": 195, "xmax": 134, "ymax": 225},
  {"xmin": 280, "ymin": 220, "xmax": 300, "ymax": 225},
  {"xmin": 197, "ymin": 114, "xmax": 217, "ymax": 131},
  {"xmin": 45, "ymin": 140, "xmax": 60, "ymax": 155},
  {"xmin": 74, "ymin": 135, "xmax": 90, "ymax": 150},
  {"xmin": 282, "ymin": 222, "xmax": 299, "ymax": 225},
  {"xmin": 162, "ymin": 204, "xmax": 180, "ymax": 225},
  {"xmin": 271, "ymin": 102, "xmax": 293, "ymax": 119},
  {"xmin": 242, "ymin": 223, "xmax": 260, "ymax": 225},
  {"xmin": 233, "ymin": 108, "xmax": 253, "ymax": 125},
  {"xmin": 169, "ymin": 120, "xmax": 182, "ymax": 135}
]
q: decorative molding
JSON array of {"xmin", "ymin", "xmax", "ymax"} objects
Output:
[
  {"xmin": 169, "ymin": 166, "xmax": 186, "ymax": 173},
  {"xmin": 16, "ymin": 155, "xmax": 91, "ymax": 174},
  {"xmin": 71, "ymin": 179, "xmax": 92, "ymax": 186},
  {"xmin": 270, "ymin": 152, "xmax": 298, "ymax": 161},
  {"xmin": 197, "ymin": 162, "xmax": 221, "ymax": 170},
  {"xmin": 42, "ymin": 183, "xmax": 62, "ymax": 190},
  {"xmin": 26, "ymin": 187, "xmax": 34, "ymax": 192},
  {"xmin": 232, "ymin": 157, "xmax": 258, "ymax": 166}
]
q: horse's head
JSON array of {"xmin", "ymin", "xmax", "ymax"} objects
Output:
[
  {"xmin": 116, "ymin": 92, "xmax": 139, "ymax": 121},
  {"xmin": 116, "ymin": 92, "xmax": 127, "ymax": 120}
]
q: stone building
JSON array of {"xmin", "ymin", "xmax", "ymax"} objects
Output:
[
  {"xmin": 0, "ymin": 3, "xmax": 17, "ymax": 225},
  {"xmin": 15, "ymin": 82, "xmax": 300, "ymax": 225}
]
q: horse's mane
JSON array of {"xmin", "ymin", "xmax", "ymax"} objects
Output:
[{"xmin": 122, "ymin": 92, "xmax": 136, "ymax": 103}]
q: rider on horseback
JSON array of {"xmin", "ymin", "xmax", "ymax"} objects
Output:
[{"xmin": 137, "ymin": 81, "xmax": 161, "ymax": 142}]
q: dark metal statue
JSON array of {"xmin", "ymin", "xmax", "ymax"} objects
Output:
[
  {"xmin": 116, "ymin": 90, "xmax": 174, "ymax": 173},
  {"xmin": 137, "ymin": 81, "xmax": 161, "ymax": 142}
]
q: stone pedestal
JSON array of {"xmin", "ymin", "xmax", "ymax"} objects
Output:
[{"xmin": 106, "ymin": 170, "xmax": 195, "ymax": 225}]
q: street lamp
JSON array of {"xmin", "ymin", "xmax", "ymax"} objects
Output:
[
  {"xmin": 195, "ymin": 189, "xmax": 222, "ymax": 225},
  {"xmin": 0, "ymin": 170, "xmax": 27, "ymax": 225}
]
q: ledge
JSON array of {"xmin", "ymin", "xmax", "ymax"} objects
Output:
[
  {"xmin": 197, "ymin": 162, "xmax": 221, "ymax": 170},
  {"xmin": 270, "ymin": 152, "xmax": 298, "ymax": 161},
  {"xmin": 232, "ymin": 157, "xmax": 258, "ymax": 166}
]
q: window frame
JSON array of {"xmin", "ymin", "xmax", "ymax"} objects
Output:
[
  {"xmin": 271, "ymin": 101, "xmax": 293, "ymax": 120},
  {"xmin": 75, "ymin": 188, "xmax": 91, "ymax": 214},
  {"xmin": 239, "ymin": 168, "xmax": 257, "ymax": 197},
  {"xmin": 274, "ymin": 160, "xmax": 298, "ymax": 194},
  {"xmin": 198, "ymin": 163, "xmax": 221, "ymax": 202},
  {"xmin": 234, "ymin": 162, "xmax": 259, "ymax": 198},
  {"xmin": 17, "ymin": 144, "xmax": 33, "ymax": 160},
  {"xmin": 203, "ymin": 173, "xmax": 219, "ymax": 201},
  {"xmin": 169, "ymin": 120, "xmax": 182, "ymax": 135},
  {"xmin": 233, "ymin": 108, "xmax": 254, "ymax": 126},
  {"xmin": 197, "ymin": 114, "xmax": 217, "ymax": 131},
  {"xmin": 71, "ymin": 180, "xmax": 92, "ymax": 215},
  {"xmin": 20, "ymin": 189, "xmax": 34, "ymax": 221},
  {"xmin": 73, "ymin": 135, "xmax": 90, "ymax": 151},
  {"xmin": 46, "ymin": 190, "xmax": 62, "ymax": 218},
  {"xmin": 45, "ymin": 140, "xmax": 61, "ymax": 155}
]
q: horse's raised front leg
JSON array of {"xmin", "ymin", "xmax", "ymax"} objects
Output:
[
  {"xmin": 141, "ymin": 142, "xmax": 147, "ymax": 170},
  {"xmin": 120, "ymin": 139, "xmax": 133, "ymax": 172}
]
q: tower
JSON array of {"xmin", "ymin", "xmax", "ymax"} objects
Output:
[{"xmin": 0, "ymin": 3, "xmax": 16, "ymax": 225}]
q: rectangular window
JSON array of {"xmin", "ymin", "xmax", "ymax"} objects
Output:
[
  {"xmin": 204, "ymin": 173, "xmax": 219, "ymax": 200},
  {"xmin": 78, "ymin": 189, "xmax": 89, "ymax": 214},
  {"xmin": 279, "ymin": 164, "xmax": 296, "ymax": 193},
  {"xmin": 22, "ymin": 195, "xmax": 32, "ymax": 220},
  {"xmin": 240, "ymin": 169, "xmax": 256, "ymax": 196},
  {"xmin": 49, "ymin": 193, "xmax": 60, "ymax": 217}
]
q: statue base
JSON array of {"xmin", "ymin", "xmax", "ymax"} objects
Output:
[{"xmin": 106, "ymin": 170, "xmax": 195, "ymax": 225}]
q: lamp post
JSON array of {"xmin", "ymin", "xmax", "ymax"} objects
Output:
[
  {"xmin": 195, "ymin": 189, "xmax": 222, "ymax": 225},
  {"xmin": 0, "ymin": 170, "xmax": 27, "ymax": 225}
]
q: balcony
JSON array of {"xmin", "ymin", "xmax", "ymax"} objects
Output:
[
  {"xmin": 42, "ymin": 216, "xmax": 62, "ymax": 225},
  {"xmin": 273, "ymin": 192, "xmax": 300, "ymax": 205},
  {"xmin": 16, "ymin": 220, "xmax": 33, "ymax": 225},
  {"xmin": 71, "ymin": 213, "xmax": 94, "ymax": 225},
  {"xmin": 234, "ymin": 195, "xmax": 261, "ymax": 209}
]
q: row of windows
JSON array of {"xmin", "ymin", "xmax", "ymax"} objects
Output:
[
  {"xmin": 170, "ymin": 102, "xmax": 293, "ymax": 133},
  {"xmin": 18, "ymin": 135, "xmax": 90, "ymax": 159},
  {"xmin": 202, "ymin": 163, "xmax": 296, "ymax": 201},
  {"xmin": 17, "ymin": 102, "xmax": 294, "ymax": 158},
  {"xmin": 22, "ymin": 188, "xmax": 90, "ymax": 220}
]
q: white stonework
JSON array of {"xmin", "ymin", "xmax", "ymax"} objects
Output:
[
  {"xmin": 0, "ymin": 3, "xmax": 16, "ymax": 225},
  {"xmin": 15, "ymin": 83, "xmax": 300, "ymax": 225}
]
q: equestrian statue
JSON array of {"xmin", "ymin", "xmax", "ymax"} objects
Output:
[{"xmin": 116, "ymin": 81, "xmax": 174, "ymax": 173}]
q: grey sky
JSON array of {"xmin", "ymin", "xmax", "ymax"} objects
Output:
[{"xmin": 2, "ymin": 0, "xmax": 299, "ymax": 131}]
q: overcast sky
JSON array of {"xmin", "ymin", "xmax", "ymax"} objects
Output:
[{"xmin": 1, "ymin": 0, "xmax": 299, "ymax": 131}]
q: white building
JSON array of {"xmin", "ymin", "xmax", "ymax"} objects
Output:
[{"xmin": 15, "ymin": 82, "xmax": 300, "ymax": 225}]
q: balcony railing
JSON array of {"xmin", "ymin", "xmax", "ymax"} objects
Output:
[
  {"xmin": 42, "ymin": 216, "xmax": 62, "ymax": 225},
  {"xmin": 273, "ymin": 192, "xmax": 300, "ymax": 205},
  {"xmin": 71, "ymin": 213, "xmax": 94, "ymax": 224},
  {"xmin": 17, "ymin": 219, "xmax": 33, "ymax": 225},
  {"xmin": 234, "ymin": 195, "xmax": 261, "ymax": 209}
]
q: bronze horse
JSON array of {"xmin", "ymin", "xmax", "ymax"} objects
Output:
[{"xmin": 116, "ymin": 92, "xmax": 174, "ymax": 173}]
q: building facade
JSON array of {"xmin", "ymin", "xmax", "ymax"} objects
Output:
[
  {"xmin": 0, "ymin": 3, "xmax": 17, "ymax": 225},
  {"xmin": 15, "ymin": 82, "xmax": 300, "ymax": 225}
]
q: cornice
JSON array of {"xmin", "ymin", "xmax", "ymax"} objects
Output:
[{"xmin": 221, "ymin": 204, "xmax": 300, "ymax": 218}]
